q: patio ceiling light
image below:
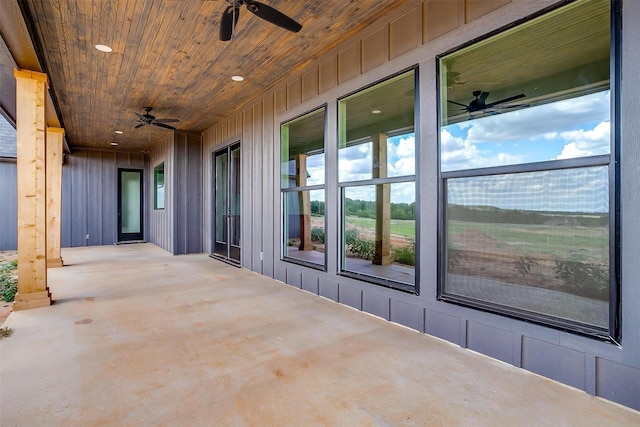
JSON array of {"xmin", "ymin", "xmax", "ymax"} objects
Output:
[
  {"xmin": 231, "ymin": 75, "xmax": 244, "ymax": 81},
  {"xmin": 95, "ymin": 44, "xmax": 113, "ymax": 53}
]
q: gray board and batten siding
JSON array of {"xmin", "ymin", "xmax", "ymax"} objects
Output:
[
  {"xmin": 0, "ymin": 115, "xmax": 17, "ymax": 250},
  {"xmin": 198, "ymin": 0, "xmax": 640, "ymax": 410},
  {"xmin": 61, "ymin": 150, "xmax": 149, "ymax": 248},
  {"xmin": 0, "ymin": 159, "xmax": 17, "ymax": 250},
  {"xmin": 172, "ymin": 132, "xmax": 203, "ymax": 255},
  {"xmin": 148, "ymin": 132, "xmax": 203, "ymax": 255}
]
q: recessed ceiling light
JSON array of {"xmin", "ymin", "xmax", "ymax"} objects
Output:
[
  {"xmin": 231, "ymin": 75, "xmax": 244, "ymax": 82},
  {"xmin": 371, "ymin": 109, "xmax": 382, "ymax": 114},
  {"xmin": 95, "ymin": 44, "xmax": 112, "ymax": 53},
  {"xmin": 114, "ymin": 130, "xmax": 123, "ymax": 134},
  {"xmin": 110, "ymin": 142, "xmax": 118, "ymax": 146}
]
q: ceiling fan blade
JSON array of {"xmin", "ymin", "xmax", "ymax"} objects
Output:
[
  {"xmin": 447, "ymin": 100, "xmax": 468, "ymax": 108},
  {"xmin": 134, "ymin": 112, "xmax": 146, "ymax": 120},
  {"xmin": 220, "ymin": 5, "xmax": 240, "ymax": 41},
  {"xmin": 134, "ymin": 123, "xmax": 146, "ymax": 128},
  {"xmin": 487, "ymin": 93, "xmax": 526, "ymax": 107},
  {"xmin": 154, "ymin": 118, "xmax": 180, "ymax": 123},
  {"xmin": 153, "ymin": 122, "xmax": 177, "ymax": 130},
  {"xmin": 245, "ymin": 1, "xmax": 302, "ymax": 33}
]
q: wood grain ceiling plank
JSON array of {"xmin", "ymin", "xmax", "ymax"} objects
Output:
[
  {"xmin": 89, "ymin": 0, "xmax": 118, "ymax": 133},
  {"xmin": 120, "ymin": 0, "xmax": 163, "ymax": 111},
  {"xmin": 21, "ymin": 0, "xmax": 413, "ymax": 152},
  {"xmin": 143, "ymin": 1, "xmax": 218, "ymax": 122},
  {"xmin": 107, "ymin": 0, "xmax": 138, "ymax": 137}
]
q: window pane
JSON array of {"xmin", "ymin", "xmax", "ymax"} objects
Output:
[
  {"xmin": 440, "ymin": 0, "xmax": 610, "ymax": 172},
  {"xmin": 229, "ymin": 146, "xmax": 241, "ymax": 248},
  {"xmin": 281, "ymin": 108, "xmax": 325, "ymax": 188},
  {"xmin": 215, "ymin": 153, "xmax": 228, "ymax": 242},
  {"xmin": 339, "ymin": 71, "xmax": 415, "ymax": 182},
  {"xmin": 121, "ymin": 171, "xmax": 141, "ymax": 233},
  {"xmin": 342, "ymin": 183, "xmax": 415, "ymax": 286},
  {"xmin": 154, "ymin": 163, "xmax": 165, "ymax": 210},
  {"xmin": 444, "ymin": 167, "xmax": 609, "ymax": 329},
  {"xmin": 283, "ymin": 190, "xmax": 325, "ymax": 266}
]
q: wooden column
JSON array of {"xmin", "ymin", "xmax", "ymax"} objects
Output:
[
  {"xmin": 13, "ymin": 69, "xmax": 51, "ymax": 310},
  {"xmin": 372, "ymin": 133, "xmax": 391, "ymax": 265},
  {"xmin": 295, "ymin": 154, "xmax": 312, "ymax": 251},
  {"xmin": 46, "ymin": 127, "xmax": 64, "ymax": 268}
]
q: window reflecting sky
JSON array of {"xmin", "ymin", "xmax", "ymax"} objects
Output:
[
  {"xmin": 338, "ymin": 133, "xmax": 415, "ymax": 204},
  {"xmin": 441, "ymin": 91, "xmax": 610, "ymax": 172}
]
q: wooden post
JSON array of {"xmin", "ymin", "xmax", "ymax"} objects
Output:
[
  {"xmin": 295, "ymin": 154, "xmax": 312, "ymax": 251},
  {"xmin": 372, "ymin": 133, "xmax": 391, "ymax": 265},
  {"xmin": 13, "ymin": 69, "xmax": 51, "ymax": 310},
  {"xmin": 47, "ymin": 127, "xmax": 64, "ymax": 268}
]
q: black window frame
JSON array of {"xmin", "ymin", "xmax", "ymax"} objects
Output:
[
  {"xmin": 153, "ymin": 162, "xmax": 165, "ymax": 210},
  {"xmin": 336, "ymin": 66, "xmax": 420, "ymax": 294},
  {"xmin": 435, "ymin": 0, "xmax": 621, "ymax": 342},
  {"xmin": 280, "ymin": 105, "xmax": 328, "ymax": 271}
]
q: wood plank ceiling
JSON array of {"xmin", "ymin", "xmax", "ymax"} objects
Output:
[{"xmin": 20, "ymin": 0, "xmax": 410, "ymax": 153}]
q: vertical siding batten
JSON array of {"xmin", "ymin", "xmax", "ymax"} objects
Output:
[
  {"xmin": 262, "ymin": 94, "xmax": 276, "ymax": 278},
  {"xmin": 252, "ymin": 102, "xmax": 264, "ymax": 273}
]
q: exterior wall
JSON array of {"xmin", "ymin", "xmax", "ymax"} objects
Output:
[
  {"xmin": 0, "ymin": 115, "xmax": 17, "ymax": 250},
  {"xmin": 149, "ymin": 136, "xmax": 174, "ymax": 252},
  {"xmin": 0, "ymin": 158, "xmax": 17, "ymax": 250},
  {"xmin": 173, "ymin": 132, "xmax": 203, "ymax": 255},
  {"xmin": 148, "ymin": 132, "xmax": 202, "ymax": 255},
  {"xmin": 61, "ymin": 150, "xmax": 148, "ymax": 247},
  {"xmin": 202, "ymin": 0, "xmax": 640, "ymax": 410}
]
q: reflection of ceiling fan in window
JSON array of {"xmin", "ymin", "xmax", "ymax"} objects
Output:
[{"xmin": 448, "ymin": 91, "xmax": 526, "ymax": 114}]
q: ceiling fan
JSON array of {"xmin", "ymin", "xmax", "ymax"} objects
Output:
[
  {"xmin": 219, "ymin": 0, "xmax": 302, "ymax": 41},
  {"xmin": 134, "ymin": 107, "xmax": 180, "ymax": 130},
  {"xmin": 448, "ymin": 91, "xmax": 526, "ymax": 114}
]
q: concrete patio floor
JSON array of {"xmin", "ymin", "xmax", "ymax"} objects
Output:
[{"xmin": 1, "ymin": 244, "xmax": 638, "ymax": 426}]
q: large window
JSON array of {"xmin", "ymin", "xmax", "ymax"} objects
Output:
[
  {"xmin": 438, "ymin": 0, "xmax": 617, "ymax": 338},
  {"xmin": 281, "ymin": 107, "xmax": 326, "ymax": 268},
  {"xmin": 338, "ymin": 69, "xmax": 417, "ymax": 291},
  {"xmin": 154, "ymin": 162, "xmax": 165, "ymax": 210}
]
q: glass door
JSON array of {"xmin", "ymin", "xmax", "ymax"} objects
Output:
[
  {"xmin": 213, "ymin": 143, "xmax": 241, "ymax": 264},
  {"xmin": 118, "ymin": 169, "xmax": 144, "ymax": 242}
]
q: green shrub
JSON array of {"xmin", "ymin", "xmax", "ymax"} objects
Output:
[
  {"xmin": 553, "ymin": 251, "xmax": 609, "ymax": 300},
  {"xmin": 344, "ymin": 228, "xmax": 360, "ymax": 246},
  {"xmin": 0, "ymin": 273, "xmax": 17, "ymax": 302},
  {"xmin": 392, "ymin": 238, "xmax": 416, "ymax": 266},
  {"xmin": 0, "ymin": 260, "xmax": 17, "ymax": 302},
  {"xmin": 311, "ymin": 226, "xmax": 325, "ymax": 243},
  {"xmin": 514, "ymin": 254, "xmax": 539, "ymax": 277},
  {"xmin": 0, "ymin": 260, "xmax": 17, "ymax": 272},
  {"xmin": 348, "ymin": 237, "xmax": 375, "ymax": 260},
  {"xmin": 447, "ymin": 247, "xmax": 467, "ymax": 270}
]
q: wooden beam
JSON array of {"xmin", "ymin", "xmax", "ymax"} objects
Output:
[
  {"xmin": 13, "ymin": 68, "xmax": 51, "ymax": 310},
  {"xmin": 46, "ymin": 127, "xmax": 64, "ymax": 268},
  {"xmin": 295, "ymin": 154, "xmax": 313, "ymax": 251},
  {"xmin": 372, "ymin": 133, "xmax": 391, "ymax": 266}
]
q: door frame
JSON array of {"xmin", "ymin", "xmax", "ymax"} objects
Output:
[
  {"xmin": 117, "ymin": 168, "xmax": 144, "ymax": 242},
  {"xmin": 211, "ymin": 141, "xmax": 241, "ymax": 266}
]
